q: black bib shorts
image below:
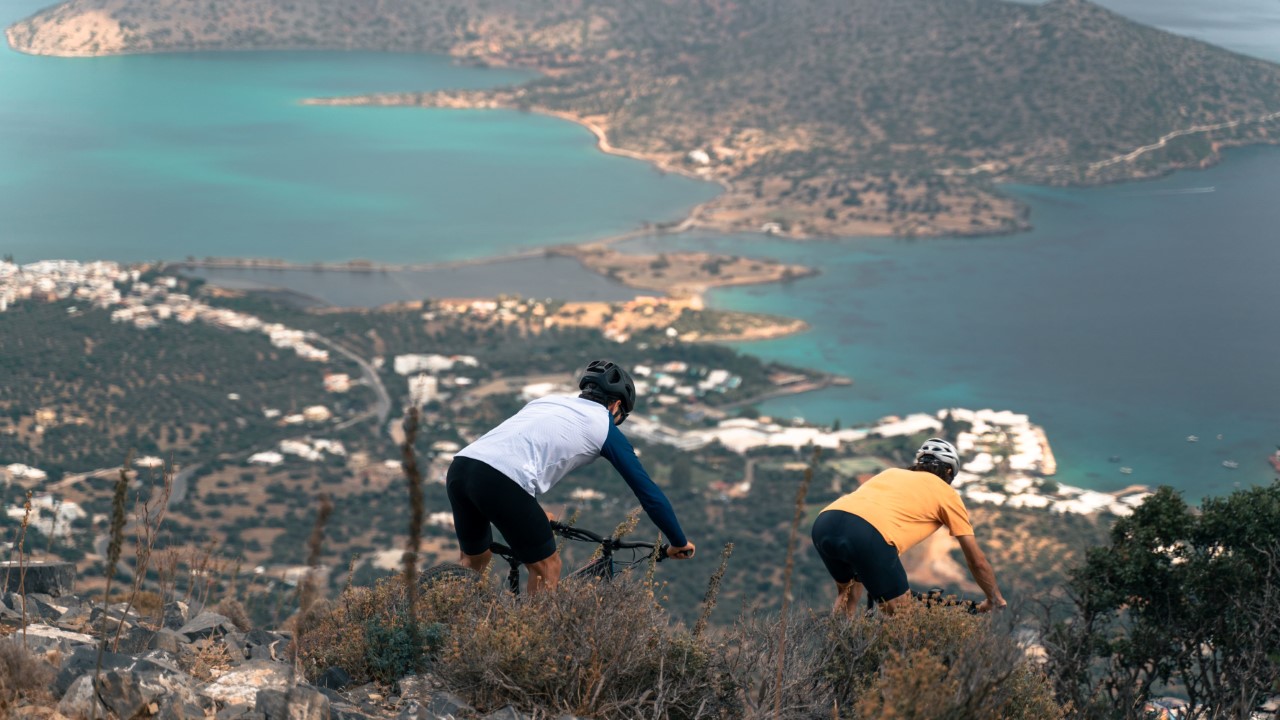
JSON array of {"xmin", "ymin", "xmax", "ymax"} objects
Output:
[
  {"xmin": 811, "ymin": 509, "xmax": 910, "ymax": 604},
  {"xmin": 446, "ymin": 456, "xmax": 558, "ymax": 564}
]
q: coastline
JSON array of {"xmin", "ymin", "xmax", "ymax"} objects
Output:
[{"xmin": 300, "ymin": 91, "xmax": 1032, "ymax": 241}]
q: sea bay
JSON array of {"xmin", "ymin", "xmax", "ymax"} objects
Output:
[{"xmin": 619, "ymin": 146, "xmax": 1280, "ymax": 500}]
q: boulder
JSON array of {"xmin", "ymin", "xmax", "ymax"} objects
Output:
[
  {"xmin": 200, "ymin": 659, "xmax": 295, "ymax": 706},
  {"xmin": 424, "ymin": 691, "xmax": 474, "ymax": 719},
  {"xmin": 163, "ymin": 600, "xmax": 191, "ymax": 630},
  {"xmin": 57, "ymin": 675, "xmax": 109, "ymax": 718},
  {"xmin": 155, "ymin": 696, "xmax": 215, "ymax": 720},
  {"xmin": 317, "ymin": 665, "xmax": 352, "ymax": 690},
  {"xmin": 180, "ymin": 611, "xmax": 237, "ymax": 640},
  {"xmin": 0, "ymin": 561, "xmax": 76, "ymax": 597},
  {"xmin": 4, "ymin": 592, "xmax": 66, "ymax": 621},
  {"xmin": 54, "ymin": 646, "xmax": 175, "ymax": 697},
  {"xmin": 222, "ymin": 630, "xmax": 249, "ymax": 660},
  {"xmin": 17, "ymin": 623, "xmax": 95, "ymax": 656},
  {"xmin": 98, "ymin": 669, "xmax": 165, "ymax": 719},
  {"xmin": 246, "ymin": 629, "xmax": 290, "ymax": 662},
  {"xmin": 256, "ymin": 685, "xmax": 331, "ymax": 720},
  {"xmin": 90, "ymin": 604, "xmax": 141, "ymax": 635},
  {"xmin": 147, "ymin": 628, "xmax": 186, "ymax": 655}
]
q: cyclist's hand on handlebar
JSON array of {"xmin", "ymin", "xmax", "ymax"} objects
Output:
[
  {"xmin": 976, "ymin": 598, "xmax": 1007, "ymax": 614},
  {"xmin": 545, "ymin": 510, "xmax": 557, "ymax": 522},
  {"xmin": 666, "ymin": 542, "xmax": 696, "ymax": 560}
]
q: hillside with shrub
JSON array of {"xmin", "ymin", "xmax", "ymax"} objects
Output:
[{"xmin": 10, "ymin": 0, "xmax": 1280, "ymax": 237}]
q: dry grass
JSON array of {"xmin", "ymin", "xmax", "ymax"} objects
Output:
[
  {"xmin": 434, "ymin": 578, "xmax": 738, "ymax": 719},
  {"xmin": 296, "ymin": 572, "xmax": 737, "ymax": 718},
  {"xmin": 0, "ymin": 638, "xmax": 54, "ymax": 714},
  {"xmin": 722, "ymin": 603, "xmax": 1063, "ymax": 719}
]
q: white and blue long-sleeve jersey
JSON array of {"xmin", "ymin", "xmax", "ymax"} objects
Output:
[{"xmin": 455, "ymin": 395, "xmax": 687, "ymax": 546}]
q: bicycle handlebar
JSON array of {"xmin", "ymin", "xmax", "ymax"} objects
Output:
[{"xmin": 550, "ymin": 521, "xmax": 669, "ymax": 561}]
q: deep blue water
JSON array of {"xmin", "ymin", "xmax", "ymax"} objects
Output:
[{"xmin": 619, "ymin": 147, "xmax": 1280, "ymax": 498}]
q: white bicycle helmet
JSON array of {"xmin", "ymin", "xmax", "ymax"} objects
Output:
[{"xmin": 915, "ymin": 438, "xmax": 961, "ymax": 475}]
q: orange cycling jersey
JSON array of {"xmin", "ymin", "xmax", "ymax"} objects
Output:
[{"xmin": 821, "ymin": 468, "xmax": 974, "ymax": 554}]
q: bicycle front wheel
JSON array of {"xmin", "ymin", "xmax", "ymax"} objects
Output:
[{"xmin": 421, "ymin": 562, "xmax": 481, "ymax": 589}]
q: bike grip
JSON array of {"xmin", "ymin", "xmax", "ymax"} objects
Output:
[{"xmin": 657, "ymin": 544, "xmax": 670, "ymax": 562}]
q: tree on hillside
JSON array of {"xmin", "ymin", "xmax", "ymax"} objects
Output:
[{"xmin": 1043, "ymin": 481, "xmax": 1280, "ymax": 719}]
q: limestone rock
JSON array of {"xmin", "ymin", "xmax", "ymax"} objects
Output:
[
  {"xmin": 57, "ymin": 675, "xmax": 108, "ymax": 719},
  {"xmin": 17, "ymin": 622, "xmax": 95, "ymax": 656},
  {"xmin": 424, "ymin": 691, "xmax": 474, "ymax": 719},
  {"xmin": 54, "ymin": 646, "xmax": 174, "ymax": 697},
  {"xmin": 200, "ymin": 659, "xmax": 295, "ymax": 706},
  {"xmin": 257, "ymin": 685, "xmax": 331, "ymax": 720},
  {"xmin": 99, "ymin": 669, "xmax": 164, "ymax": 719},
  {"xmin": 179, "ymin": 611, "xmax": 237, "ymax": 640},
  {"xmin": 163, "ymin": 600, "xmax": 191, "ymax": 630}
]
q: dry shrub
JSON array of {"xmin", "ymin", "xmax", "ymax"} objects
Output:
[
  {"xmin": 723, "ymin": 609, "xmax": 880, "ymax": 718},
  {"xmin": 293, "ymin": 571, "xmax": 480, "ymax": 685},
  {"xmin": 210, "ymin": 597, "xmax": 252, "ymax": 632},
  {"xmin": 855, "ymin": 603, "xmax": 1063, "ymax": 719},
  {"xmin": 723, "ymin": 603, "xmax": 1062, "ymax": 719},
  {"xmin": 0, "ymin": 638, "xmax": 54, "ymax": 713},
  {"xmin": 436, "ymin": 577, "xmax": 738, "ymax": 719}
]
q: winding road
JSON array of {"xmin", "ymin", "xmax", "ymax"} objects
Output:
[{"xmin": 307, "ymin": 332, "xmax": 392, "ymax": 435}]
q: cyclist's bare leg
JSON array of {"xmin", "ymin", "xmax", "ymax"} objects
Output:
[
  {"xmin": 877, "ymin": 589, "xmax": 912, "ymax": 616},
  {"xmin": 460, "ymin": 548, "xmax": 492, "ymax": 574},
  {"xmin": 525, "ymin": 551, "xmax": 562, "ymax": 595},
  {"xmin": 834, "ymin": 580, "xmax": 864, "ymax": 616}
]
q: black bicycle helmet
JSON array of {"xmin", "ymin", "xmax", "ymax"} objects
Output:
[{"xmin": 578, "ymin": 360, "xmax": 636, "ymax": 423}]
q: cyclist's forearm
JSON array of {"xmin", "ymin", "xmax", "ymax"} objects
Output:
[
  {"xmin": 601, "ymin": 425, "xmax": 688, "ymax": 546},
  {"xmin": 966, "ymin": 555, "xmax": 1004, "ymax": 603}
]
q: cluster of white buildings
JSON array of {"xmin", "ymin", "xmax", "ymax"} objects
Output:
[
  {"xmin": 0, "ymin": 260, "xmax": 129, "ymax": 313},
  {"xmin": 3, "ymin": 463, "xmax": 49, "ymax": 486},
  {"xmin": 432, "ymin": 298, "xmax": 549, "ymax": 324},
  {"xmin": 4, "ymin": 494, "xmax": 86, "ymax": 539},
  {"xmin": 626, "ymin": 407, "xmax": 1151, "ymax": 517},
  {"xmin": 248, "ymin": 437, "xmax": 347, "ymax": 465},
  {"xmin": 392, "ymin": 354, "xmax": 481, "ymax": 408},
  {"xmin": 0, "ymin": 259, "xmax": 331, "ymax": 362},
  {"xmin": 517, "ymin": 361, "xmax": 742, "ymax": 408}
]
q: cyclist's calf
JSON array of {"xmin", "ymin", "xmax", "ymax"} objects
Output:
[
  {"xmin": 460, "ymin": 548, "xmax": 493, "ymax": 575},
  {"xmin": 526, "ymin": 551, "xmax": 563, "ymax": 594}
]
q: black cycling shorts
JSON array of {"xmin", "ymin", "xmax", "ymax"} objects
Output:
[
  {"xmin": 446, "ymin": 456, "xmax": 557, "ymax": 564},
  {"xmin": 811, "ymin": 509, "xmax": 909, "ymax": 604}
]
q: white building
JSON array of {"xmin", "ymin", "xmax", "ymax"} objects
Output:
[{"xmin": 409, "ymin": 374, "xmax": 440, "ymax": 407}]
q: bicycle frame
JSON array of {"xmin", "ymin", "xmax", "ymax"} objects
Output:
[{"xmin": 487, "ymin": 521, "xmax": 667, "ymax": 595}]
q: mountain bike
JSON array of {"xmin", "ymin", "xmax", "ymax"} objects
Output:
[{"xmin": 421, "ymin": 520, "xmax": 670, "ymax": 595}]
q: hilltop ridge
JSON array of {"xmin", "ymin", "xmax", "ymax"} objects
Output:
[{"xmin": 9, "ymin": 0, "xmax": 1280, "ymax": 238}]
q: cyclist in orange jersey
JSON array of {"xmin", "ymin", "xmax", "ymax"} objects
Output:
[{"xmin": 811, "ymin": 438, "xmax": 1006, "ymax": 615}]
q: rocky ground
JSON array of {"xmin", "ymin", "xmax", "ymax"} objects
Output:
[{"xmin": 0, "ymin": 566, "xmax": 575, "ymax": 720}]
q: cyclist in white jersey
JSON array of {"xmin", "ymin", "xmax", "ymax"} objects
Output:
[{"xmin": 446, "ymin": 360, "xmax": 697, "ymax": 593}]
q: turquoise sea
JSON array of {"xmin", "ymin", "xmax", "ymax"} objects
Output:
[
  {"xmin": 620, "ymin": 147, "xmax": 1280, "ymax": 499},
  {"xmin": 3, "ymin": 0, "xmax": 1278, "ymax": 499},
  {"xmin": 0, "ymin": 0, "xmax": 717, "ymax": 263}
]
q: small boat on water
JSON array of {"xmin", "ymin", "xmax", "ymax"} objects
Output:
[
  {"xmin": 1120, "ymin": 467, "xmax": 1134, "ymax": 475},
  {"xmin": 1108, "ymin": 455, "xmax": 1123, "ymax": 463},
  {"xmin": 1186, "ymin": 435, "xmax": 1199, "ymax": 443},
  {"xmin": 1222, "ymin": 460, "xmax": 1239, "ymax": 470}
]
